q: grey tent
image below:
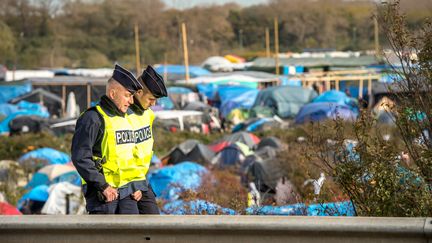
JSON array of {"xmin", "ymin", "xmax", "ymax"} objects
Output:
[
  {"xmin": 166, "ymin": 139, "xmax": 215, "ymax": 165},
  {"xmin": 256, "ymin": 137, "xmax": 284, "ymax": 151},
  {"xmin": 241, "ymin": 155, "xmax": 284, "ymax": 193},
  {"xmin": 251, "ymin": 86, "xmax": 317, "ymax": 119},
  {"xmin": 219, "ymin": 131, "xmax": 260, "ymax": 149}
]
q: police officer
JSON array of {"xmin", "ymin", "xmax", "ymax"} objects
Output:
[
  {"xmin": 128, "ymin": 65, "xmax": 167, "ymax": 214},
  {"xmin": 71, "ymin": 64, "xmax": 142, "ymax": 214}
]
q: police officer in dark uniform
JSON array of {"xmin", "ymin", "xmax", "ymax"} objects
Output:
[
  {"xmin": 128, "ymin": 65, "xmax": 167, "ymax": 214},
  {"xmin": 71, "ymin": 64, "xmax": 142, "ymax": 214}
]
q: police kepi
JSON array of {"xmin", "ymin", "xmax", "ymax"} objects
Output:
[
  {"xmin": 113, "ymin": 64, "xmax": 141, "ymax": 93},
  {"xmin": 139, "ymin": 65, "xmax": 168, "ymax": 98}
]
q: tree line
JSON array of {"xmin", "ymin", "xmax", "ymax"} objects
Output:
[{"xmin": 0, "ymin": 0, "xmax": 430, "ymax": 69}]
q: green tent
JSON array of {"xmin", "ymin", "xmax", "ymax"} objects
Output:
[{"xmin": 251, "ymin": 86, "xmax": 317, "ymax": 119}]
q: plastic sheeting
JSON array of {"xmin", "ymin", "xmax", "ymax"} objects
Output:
[
  {"xmin": 246, "ymin": 201, "xmax": 355, "ymax": 216},
  {"xmin": 0, "ymin": 81, "xmax": 32, "ymax": 103},
  {"xmin": 41, "ymin": 182, "xmax": 84, "ymax": 215},
  {"xmin": 148, "ymin": 162, "xmax": 208, "ymax": 200},
  {"xmin": 163, "ymin": 199, "xmax": 236, "ymax": 215}
]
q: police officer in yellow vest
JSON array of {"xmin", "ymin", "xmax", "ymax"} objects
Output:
[
  {"xmin": 127, "ymin": 65, "xmax": 167, "ymax": 214},
  {"xmin": 71, "ymin": 64, "xmax": 143, "ymax": 214}
]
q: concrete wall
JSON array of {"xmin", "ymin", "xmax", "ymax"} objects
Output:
[{"xmin": 1, "ymin": 216, "xmax": 431, "ymax": 243}]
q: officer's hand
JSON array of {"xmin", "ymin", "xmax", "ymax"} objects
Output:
[
  {"xmin": 103, "ymin": 186, "xmax": 118, "ymax": 202},
  {"xmin": 131, "ymin": 190, "xmax": 142, "ymax": 201}
]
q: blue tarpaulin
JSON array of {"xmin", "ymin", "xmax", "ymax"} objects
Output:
[
  {"xmin": 0, "ymin": 81, "xmax": 32, "ymax": 104},
  {"xmin": 19, "ymin": 148, "xmax": 71, "ymax": 165},
  {"xmin": 167, "ymin": 86, "xmax": 193, "ymax": 94},
  {"xmin": 163, "ymin": 199, "xmax": 236, "ymax": 215},
  {"xmin": 0, "ymin": 101, "xmax": 50, "ymax": 134},
  {"xmin": 148, "ymin": 162, "xmax": 208, "ymax": 200},
  {"xmin": 155, "ymin": 65, "xmax": 211, "ymax": 79},
  {"xmin": 246, "ymin": 201, "xmax": 355, "ymax": 216}
]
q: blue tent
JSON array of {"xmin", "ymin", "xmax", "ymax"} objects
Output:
[
  {"xmin": 294, "ymin": 102, "xmax": 358, "ymax": 124},
  {"xmin": 25, "ymin": 170, "xmax": 81, "ymax": 189},
  {"xmin": 247, "ymin": 201, "xmax": 355, "ymax": 216},
  {"xmin": 148, "ymin": 162, "xmax": 208, "ymax": 200},
  {"xmin": 312, "ymin": 90, "xmax": 358, "ymax": 108},
  {"xmin": 220, "ymin": 88, "xmax": 259, "ymax": 118},
  {"xmin": 19, "ymin": 148, "xmax": 71, "ymax": 165},
  {"xmin": 17, "ymin": 184, "xmax": 49, "ymax": 209},
  {"xmin": 163, "ymin": 199, "xmax": 236, "ymax": 215}
]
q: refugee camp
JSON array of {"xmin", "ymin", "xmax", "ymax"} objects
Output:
[{"xmin": 0, "ymin": 0, "xmax": 431, "ymax": 241}]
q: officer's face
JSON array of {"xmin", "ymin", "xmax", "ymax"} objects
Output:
[
  {"xmin": 135, "ymin": 90, "xmax": 157, "ymax": 109},
  {"xmin": 111, "ymin": 86, "xmax": 134, "ymax": 113}
]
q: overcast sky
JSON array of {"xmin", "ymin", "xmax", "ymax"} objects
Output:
[{"xmin": 161, "ymin": 0, "xmax": 269, "ymax": 9}]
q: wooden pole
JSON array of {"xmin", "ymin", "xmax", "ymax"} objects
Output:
[
  {"xmin": 335, "ymin": 78, "xmax": 340, "ymax": 91},
  {"xmin": 274, "ymin": 18, "xmax": 280, "ymax": 76},
  {"xmin": 134, "ymin": 23, "xmax": 141, "ymax": 75},
  {"xmin": 181, "ymin": 22, "xmax": 190, "ymax": 82},
  {"xmin": 368, "ymin": 73, "xmax": 372, "ymax": 97},
  {"xmin": 358, "ymin": 79, "xmax": 364, "ymax": 99},
  {"xmin": 61, "ymin": 85, "xmax": 66, "ymax": 117},
  {"xmin": 265, "ymin": 27, "xmax": 270, "ymax": 58},
  {"xmin": 163, "ymin": 53, "xmax": 168, "ymax": 82},
  {"xmin": 87, "ymin": 83, "xmax": 91, "ymax": 108}
]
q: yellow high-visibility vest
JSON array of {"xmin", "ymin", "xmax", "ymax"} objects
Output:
[{"xmin": 127, "ymin": 107, "xmax": 155, "ymax": 179}]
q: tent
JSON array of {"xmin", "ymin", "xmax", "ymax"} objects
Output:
[
  {"xmin": 148, "ymin": 162, "xmax": 208, "ymax": 200},
  {"xmin": 163, "ymin": 199, "xmax": 236, "ymax": 215},
  {"xmin": 251, "ymin": 86, "xmax": 317, "ymax": 119},
  {"xmin": 219, "ymin": 132, "xmax": 260, "ymax": 149},
  {"xmin": 241, "ymin": 155, "xmax": 284, "ymax": 193},
  {"xmin": 312, "ymin": 90, "xmax": 359, "ymax": 112},
  {"xmin": 294, "ymin": 102, "xmax": 358, "ymax": 124},
  {"xmin": 17, "ymin": 184, "xmax": 50, "ymax": 211},
  {"xmin": 25, "ymin": 164, "xmax": 80, "ymax": 189},
  {"xmin": 0, "ymin": 202, "xmax": 22, "ymax": 215},
  {"xmin": 257, "ymin": 137, "xmax": 284, "ymax": 151},
  {"xmin": 212, "ymin": 142, "xmax": 254, "ymax": 168},
  {"xmin": 219, "ymin": 87, "xmax": 259, "ymax": 118},
  {"xmin": 19, "ymin": 148, "xmax": 71, "ymax": 165},
  {"xmin": 165, "ymin": 140, "xmax": 215, "ymax": 165}
]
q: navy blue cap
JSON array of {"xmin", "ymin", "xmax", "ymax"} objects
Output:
[
  {"xmin": 112, "ymin": 64, "xmax": 141, "ymax": 93},
  {"xmin": 138, "ymin": 65, "xmax": 167, "ymax": 98}
]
